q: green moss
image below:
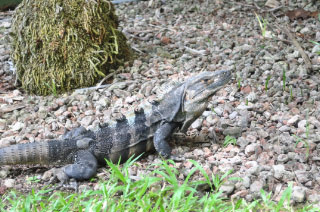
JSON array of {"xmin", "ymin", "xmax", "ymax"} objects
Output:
[{"xmin": 11, "ymin": 0, "xmax": 132, "ymax": 95}]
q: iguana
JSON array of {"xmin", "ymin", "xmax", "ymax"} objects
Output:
[{"xmin": 0, "ymin": 70, "xmax": 231, "ymax": 182}]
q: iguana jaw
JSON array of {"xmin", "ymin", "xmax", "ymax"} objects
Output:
[{"xmin": 180, "ymin": 70, "xmax": 231, "ymax": 133}]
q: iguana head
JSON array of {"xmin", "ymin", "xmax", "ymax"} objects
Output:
[{"xmin": 179, "ymin": 70, "xmax": 231, "ymax": 133}]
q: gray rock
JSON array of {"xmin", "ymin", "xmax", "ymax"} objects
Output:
[
  {"xmin": 294, "ymin": 170, "xmax": 311, "ymax": 184},
  {"xmin": 300, "ymin": 27, "xmax": 310, "ymax": 34},
  {"xmin": 0, "ymin": 136, "xmax": 16, "ymax": 148},
  {"xmin": 0, "ymin": 119, "xmax": 6, "ymax": 130},
  {"xmin": 238, "ymin": 110, "xmax": 249, "ymax": 128},
  {"xmin": 292, "ymin": 186, "xmax": 306, "ymax": 203},
  {"xmin": 241, "ymin": 44, "xmax": 252, "ymax": 52},
  {"xmin": 247, "ymin": 92, "xmax": 257, "ymax": 103},
  {"xmin": 84, "ymin": 110, "xmax": 94, "ymax": 116},
  {"xmin": 298, "ymin": 120, "xmax": 307, "ymax": 130},
  {"xmin": 287, "ymin": 51, "xmax": 299, "ymax": 60},
  {"xmin": 308, "ymin": 193, "xmax": 320, "ymax": 203},
  {"xmin": 10, "ymin": 122, "xmax": 25, "ymax": 131},
  {"xmin": 0, "ymin": 167, "xmax": 10, "ymax": 178},
  {"xmin": 246, "ymin": 163, "xmax": 259, "ymax": 175},
  {"xmin": 236, "ymin": 103, "xmax": 254, "ymax": 110},
  {"xmin": 193, "ymin": 148, "xmax": 204, "ymax": 156},
  {"xmin": 202, "ymin": 111, "xmax": 212, "ymax": 117},
  {"xmin": 273, "ymin": 164, "xmax": 285, "ymax": 179},
  {"xmin": 191, "ymin": 118, "xmax": 203, "ymax": 129},
  {"xmin": 263, "ymin": 111, "xmax": 271, "ymax": 120},
  {"xmin": 287, "ymin": 152, "xmax": 296, "ymax": 160},
  {"xmin": 213, "ymin": 107, "xmax": 223, "ymax": 116},
  {"xmin": 309, "ymin": 117, "xmax": 320, "ymax": 129},
  {"xmin": 125, "ymin": 96, "xmax": 136, "ymax": 104},
  {"xmin": 249, "ymin": 180, "xmax": 264, "ymax": 193},
  {"xmin": 97, "ymin": 98, "xmax": 109, "ymax": 107},
  {"xmin": 279, "ymin": 125, "xmax": 291, "ymax": 132},
  {"xmin": 242, "ymin": 176, "xmax": 251, "ymax": 188},
  {"xmin": 206, "ymin": 115, "xmax": 218, "ymax": 126},
  {"xmin": 4, "ymin": 179, "xmax": 15, "ymax": 188},
  {"xmin": 245, "ymin": 144, "xmax": 259, "ymax": 156},
  {"xmin": 260, "ymin": 64, "xmax": 272, "ymax": 71},
  {"xmin": 312, "ymin": 45, "xmax": 320, "ymax": 54},
  {"xmin": 223, "ymin": 127, "xmax": 242, "ymax": 138},
  {"xmin": 237, "ymin": 137, "xmax": 249, "ymax": 149},
  {"xmin": 277, "ymin": 154, "xmax": 289, "ymax": 163},
  {"xmin": 113, "ymin": 89, "xmax": 130, "ymax": 98},
  {"xmin": 257, "ymin": 129, "xmax": 269, "ymax": 138},
  {"xmin": 229, "ymin": 156, "xmax": 242, "ymax": 165},
  {"xmin": 287, "ymin": 115, "xmax": 300, "ymax": 125},
  {"xmin": 219, "ymin": 183, "xmax": 235, "ymax": 195},
  {"xmin": 80, "ymin": 116, "xmax": 94, "ymax": 127},
  {"xmin": 229, "ymin": 111, "xmax": 238, "ymax": 120},
  {"xmin": 316, "ymin": 31, "xmax": 320, "ymax": 41}
]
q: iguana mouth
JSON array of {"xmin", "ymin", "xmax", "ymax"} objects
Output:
[
  {"xmin": 188, "ymin": 70, "xmax": 231, "ymax": 98},
  {"xmin": 180, "ymin": 70, "xmax": 231, "ymax": 133}
]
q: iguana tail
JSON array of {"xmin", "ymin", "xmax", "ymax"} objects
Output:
[{"xmin": 0, "ymin": 139, "xmax": 75, "ymax": 165}]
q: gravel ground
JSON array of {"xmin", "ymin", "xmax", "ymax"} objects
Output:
[{"xmin": 1, "ymin": 0, "xmax": 320, "ymax": 204}]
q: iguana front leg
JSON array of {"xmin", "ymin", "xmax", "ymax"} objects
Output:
[{"xmin": 153, "ymin": 122, "xmax": 178, "ymax": 158}]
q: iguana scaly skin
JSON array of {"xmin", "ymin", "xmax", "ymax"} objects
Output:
[{"xmin": 0, "ymin": 70, "xmax": 231, "ymax": 181}]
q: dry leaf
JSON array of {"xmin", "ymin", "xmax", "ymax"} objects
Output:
[
  {"xmin": 0, "ymin": 105, "xmax": 25, "ymax": 113},
  {"xmin": 285, "ymin": 8, "xmax": 319, "ymax": 21},
  {"xmin": 160, "ymin": 36, "xmax": 171, "ymax": 45}
]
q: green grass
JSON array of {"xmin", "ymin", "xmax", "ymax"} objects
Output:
[
  {"xmin": 44, "ymin": 79, "xmax": 58, "ymax": 97},
  {"xmin": 255, "ymin": 13, "xmax": 268, "ymax": 38},
  {"xmin": 265, "ymin": 75, "xmax": 271, "ymax": 91},
  {"xmin": 282, "ymin": 68, "xmax": 287, "ymax": 91},
  {"xmin": 310, "ymin": 40, "xmax": 320, "ymax": 55},
  {"xmin": 223, "ymin": 135, "xmax": 237, "ymax": 147},
  {"xmin": 0, "ymin": 157, "xmax": 319, "ymax": 211},
  {"xmin": 237, "ymin": 76, "xmax": 241, "ymax": 90}
]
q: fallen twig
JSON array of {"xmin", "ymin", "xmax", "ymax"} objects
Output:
[
  {"xmin": 277, "ymin": 24, "xmax": 312, "ymax": 71},
  {"xmin": 111, "ymin": 0, "xmax": 142, "ymax": 4},
  {"xmin": 0, "ymin": 104, "xmax": 25, "ymax": 113},
  {"xmin": 95, "ymin": 67, "xmax": 125, "ymax": 90},
  {"xmin": 75, "ymin": 69, "xmax": 123, "ymax": 93},
  {"xmin": 184, "ymin": 46, "xmax": 208, "ymax": 56},
  {"xmin": 131, "ymin": 46, "xmax": 144, "ymax": 54},
  {"xmin": 74, "ymin": 84, "xmax": 110, "ymax": 92},
  {"xmin": 233, "ymin": 1, "xmax": 283, "ymax": 13}
]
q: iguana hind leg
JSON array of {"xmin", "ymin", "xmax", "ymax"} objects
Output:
[
  {"xmin": 62, "ymin": 126, "xmax": 87, "ymax": 139},
  {"xmin": 46, "ymin": 149, "xmax": 98, "ymax": 185},
  {"xmin": 63, "ymin": 150, "xmax": 98, "ymax": 180}
]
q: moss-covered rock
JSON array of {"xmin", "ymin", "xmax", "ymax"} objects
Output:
[{"xmin": 11, "ymin": 0, "xmax": 132, "ymax": 95}]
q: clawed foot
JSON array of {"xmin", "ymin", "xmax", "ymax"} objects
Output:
[
  {"xmin": 172, "ymin": 132, "xmax": 187, "ymax": 140},
  {"xmin": 43, "ymin": 168, "xmax": 78, "ymax": 191}
]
